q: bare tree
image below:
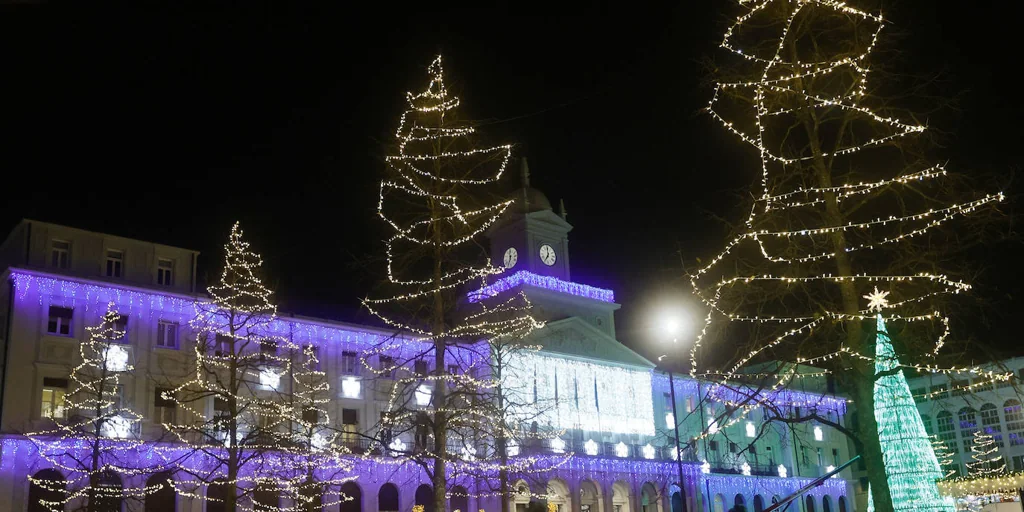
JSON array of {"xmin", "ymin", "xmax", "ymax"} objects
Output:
[{"xmin": 690, "ymin": 1, "xmax": 1006, "ymax": 511}]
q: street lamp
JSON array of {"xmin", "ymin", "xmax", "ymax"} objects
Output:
[{"xmin": 657, "ymin": 313, "xmax": 689, "ymax": 512}]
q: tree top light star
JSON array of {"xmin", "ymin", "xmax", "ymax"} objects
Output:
[{"xmin": 864, "ymin": 287, "xmax": 890, "ymax": 312}]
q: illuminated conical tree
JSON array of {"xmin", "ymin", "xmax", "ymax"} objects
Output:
[
  {"xmin": 690, "ymin": 1, "xmax": 1005, "ymax": 511},
  {"xmin": 931, "ymin": 436, "xmax": 956, "ymax": 480},
  {"xmin": 162, "ymin": 222, "xmax": 299, "ymax": 512},
  {"xmin": 26, "ymin": 302, "xmax": 159, "ymax": 512},
  {"xmin": 363, "ymin": 55, "xmax": 541, "ymax": 512},
  {"xmin": 966, "ymin": 430, "xmax": 1006, "ymax": 479},
  {"xmin": 868, "ymin": 312, "xmax": 952, "ymax": 511}
]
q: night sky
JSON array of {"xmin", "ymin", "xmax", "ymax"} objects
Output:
[{"xmin": 2, "ymin": 1, "xmax": 1021, "ymax": 361}]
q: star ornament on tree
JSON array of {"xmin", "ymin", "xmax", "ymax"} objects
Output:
[{"xmin": 864, "ymin": 287, "xmax": 890, "ymax": 312}]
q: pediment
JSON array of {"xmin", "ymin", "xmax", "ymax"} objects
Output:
[{"xmin": 529, "ymin": 317, "xmax": 654, "ymax": 369}]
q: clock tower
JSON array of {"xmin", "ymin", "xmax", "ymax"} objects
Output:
[{"xmin": 487, "ymin": 158, "xmax": 573, "ymax": 280}]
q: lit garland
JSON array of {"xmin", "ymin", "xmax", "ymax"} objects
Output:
[
  {"xmin": 467, "ymin": 270, "xmax": 615, "ymax": 304},
  {"xmin": 931, "ymin": 436, "xmax": 957, "ymax": 480},
  {"xmin": 361, "ymin": 54, "xmax": 556, "ymax": 505},
  {"xmin": 160, "ymin": 222, "xmax": 347, "ymax": 512},
  {"xmin": 690, "ymin": 1, "xmax": 1006, "ymax": 508},
  {"xmin": 26, "ymin": 302, "xmax": 162, "ymax": 512},
  {"xmin": 965, "ymin": 430, "xmax": 1006, "ymax": 479}
]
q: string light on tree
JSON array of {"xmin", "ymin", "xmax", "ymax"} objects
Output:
[
  {"xmin": 966, "ymin": 430, "xmax": 1006, "ymax": 479},
  {"xmin": 690, "ymin": 1, "xmax": 1005, "ymax": 509}
]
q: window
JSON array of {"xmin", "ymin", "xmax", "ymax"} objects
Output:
[
  {"xmin": 975, "ymin": 378, "xmax": 994, "ymax": 393},
  {"xmin": 41, "ymin": 378, "xmax": 68, "ymax": 419},
  {"xmin": 981, "ymin": 403, "xmax": 1002, "ymax": 442},
  {"xmin": 951, "ymin": 380, "xmax": 969, "ymax": 397},
  {"xmin": 921, "ymin": 414, "xmax": 933, "ymax": 435},
  {"xmin": 709, "ymin": 440, "xmax": 718, "ymax": 451},
  {"xmin": 414, "ymin": 359, "xmax": 428, "ymax": 376},
  {"xmin": 447, "ymin": 364, "xmax": 459, "ymax": 376},
  {"xmin": 157, "ymin": 258, "xmax": 174, "ymax": 286},
  {"xmin": 50, "ymin": 240, "xmax": 70, "ymax": 269},
  {"xmin": 105, "ymin": 250, "xmax": 124, "ymax": 278},
  {"xmin": 911, "ymin": 387, "xmax": 926, "ymax": 403},
  {"xmin": 686, "ymin": 396, "xmax": 694, "ymax": 413},
  {"xmin": 306, "ymin": 345, "xmax": 321, "ymax": 370},
  {"xmin": 104, "ymin": 315, "xmax": 129, "ymax": 341},
  {"xmin": 155, "ymin": 388, "xmax": 176, "ymax": 424},
  {"xmin": 379, "ymin": 355, "xmax": 395, "ymax": 378},
  {"xmin": 729, "ymin": 442, "xmax": 737, "ymax": 454},
  {"xmin": 813, "ymin": 425, "xmax": 824, "ymax": 441},
  {"xmin": 213, "ymin": 334, "xmax": 232, "ymax": 356},
  {"xmin": 936, "ymin": 411, "xmax": 958, "ymax": 454},
  {"xmin": 832, "ymin": 448, "xmax": 840, "ymax": 465},
  {"xmin": 1012, "ymin": 455, "xmax": 1024, "ymax": 472},
  {"xmin": 47, "ymin": 306, "xmax": 73, "ymax": 336},
  {"xmin": 1004, "ymin": 400, "xmax": 1024, "ymax": 446},
  {"xmin": 341, "ymin": 351, "xmax": 360, "ymax": 375},
  {"xmin": 998, "ymin": 375, "xmax": 1016, "ymax": 389},
  {"xmin": 342, "ymin": 409, "xmax": 358, "ymax": 444},
  {"xmin": 958, "ymin": 407, "xmax": 978, "ymax": 453},
  {"xmin": 156, "ymin": 321, "xmax": 179, "ymax": 349},
  {"xmin": 930, "ymin": 384, "xmax": 949, "ymax": 399}
]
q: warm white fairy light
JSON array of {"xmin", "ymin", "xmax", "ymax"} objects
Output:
[
  {"xmin": 966, "ymin": 430, "xmax": 1007, "ymax": 479},
  {"xmin": 26, "ymin": 302, "xmax": 162, "ymax": 511},
  {"xmin": 688, "ymin": 0, "xmax": 1008, "ymax": 466}
]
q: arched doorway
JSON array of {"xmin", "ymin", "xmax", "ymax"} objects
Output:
[
  {"xmin": 379, "ymin": 483, "xmax": 399, "ymax": 512},
  {"xmin": 611, "ymin": 482, "xmax": 631, "ymax": 512},
  {"xmin": 712, "ymin": 494, "xmax": 725, "ymax": 512},
  {"xmin": 734, "ymin": 494, "xmax": 745, "ymax": 510},
  {"xmin": 415, "ymin": 484, "xmax": 435, "ymax": 512},
  {"xmin": 94, "ymin": 470, "xmax": 123, "ymax": 512},
  {"xmin": 822, "ymin": 496, "xmax": 832, "ymax": 512},
  {"xmin": 805, "ymin": 496, "xmax": 816, "ymax": 512},
  {"xmin": 341, "ymin": 481, "xmax": 363, "ymax": 512},
  {"xmin": 667, "ymin": 485, "xmax": 681, "ymax": 512},
  {"xmin": 253, "ymin": 481, "xmax": 280, "ymax": 512},
  {"xmin": 753, "ymin": 495, "xmax": 765, "ymax": 512},
  {"xmin": 581, "ymin": 480, "xmax": 603, "ymax": 512},
  {"xmin": 28, "ymin": 469, "xmax": 65, "ymax": 512},
  {"xmin": 145, "ymin": 472, "xmax": 176, "ymax": 512},
  {"xmin": 640, "ymin": 483, "xmax": 659, "ymax": 512},
  {"xmin": 837, "ymin": 496, "xmax": 847, "ymax": 512},
  {"xmin": 511, "ymin": 481, "xmax": 532, "ymax": 512},
  {"xmin": 297, "ymin": 478, "xmax": 323, "ymax": 512},
  {"xmin": 206, "ymin": 478, "xmax": 230, "ymax": 512},
  {"xmin": 547, "ymin": 480, "xmax": 570, "ymax": 512},
  {"xmin": 450, "ymin": 485, "xmax": 469, "ymax": 512}
]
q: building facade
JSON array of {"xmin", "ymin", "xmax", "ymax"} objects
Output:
[{"xmin": 0, "ymin": 187, "xmax": 855, "ymax": 512}]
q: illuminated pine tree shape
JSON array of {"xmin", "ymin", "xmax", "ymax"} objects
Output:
[
  {"xmin": 161, "ymin": 222, "xmax": 300, "ymax": 512},
  {"xmin": 930, "ymin": 436, "xmax": 956, "ymax": 480},
  {"xmin": 690, "ymin": 1, "xmax": 1005, "ymax": 511},
  {"xmin": 868, "ymin": 314, "xmax": 953, "ymax": 511},
  {"xmin": 283, "ymin": 344, "xmax": 356, "ymax": 512},
  {"xmin": 26, "ymin": 302, "xmax": 160, "ymax": 512},
  {"xmin": 966, "ymin": 430, "xmax": 1006, "ymax": 479},
  {"xmin": 363, "ymin": 56, "xmax": 543, "ymax": 512}
]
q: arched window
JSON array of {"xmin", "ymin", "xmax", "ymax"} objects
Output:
[
  {"xmin": 822, "ymin": 496, "xmax": 832, "ymax": 512},
  {"xmin": 145, "ymin": 472, "xmax": 176, "ymax": 512},
  {"xmin": 1004, "ymin": 399, "xmax": 1024, "ymax": 446},
  {"xmin": 937, "ymin": 411, "xmax": 958, "ymax": 454},
  {"xmin": 94, "ymin": 471, "xmax": 123, "ymax": 512},
  {"xmin": 415, "ymin": 484, "xmax": 434, "ymax": 512},
  {"xmin": 28, "ymin": 469, "xmax": 65, "ymax": 512},
  {"xmin": 378, "ymin": 483, "xmax": 399, "ymax": 512},
  {"xmin": 206, "ymin": 479, "xmax": 229, "ymax": 512},
  {"xmin": 981, "ymin": 403, "xmax": 1002, "ymax": 442},
  {"xmin": 734, "ymin": 494, "xmax": 745, "ymax": 507},
  {"xmin": 920, "ymin": 414, "xmax": 932, "ymax": 435},
  {"xmin": 450, "ymin": 485, "xmax": 469, "ymax": 512},
  {"xmin": 958, "ymin": 407, "xmax": 977, "ymax": 453},
  {"xmin": 753, "ymin": 495, "xmax": 764, "ymax": 512},
  {"xmin": 838, "ymin": 496, "xmax": 848, "ymax": 512},
  {"xmin": 805, "ymin": 496, "xmax": 816, "ymax": 512},
  {"xmin": 340, "ymin": 481, "xmax": 362, "ymax": 512}
]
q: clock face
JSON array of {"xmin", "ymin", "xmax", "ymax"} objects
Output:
[
  {"xmin": 539, "ymin": 244, "xmax": 556, "ymax": 266},
  {"xmin": 503, "ymin": 247, "xmax": 518, "ymax": 268}
]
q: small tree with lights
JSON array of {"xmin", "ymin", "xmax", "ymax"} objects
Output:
[
  {"xmin": 26, "ymin": 302, "xmax": 159, "ymax": 512},
  {"xmin": 692, "ymin": 1, "xmax": 1005, "ymax": 511},
  {"xmin": 161, "ymin": 222, "xmax": 300, "ymax": 512},
  {"xmin": 363, "ymin": 55, "xmax": 543, "ymax": 512},
  {"xmin": 966, "ymin": 430, "xmax": 1006, "ymax": 479},
  {"xmin": 931, "ymin": 436, "xmax": 957, "ymax": 480}
]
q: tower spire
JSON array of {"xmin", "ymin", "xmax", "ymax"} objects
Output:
[
  {"xmin": 559, "ymin": 199, "xmax": 567, "ymax": 221},
  {"xmin": 520, "ymin": 157, "xmax": 530, "ymax": 188}
]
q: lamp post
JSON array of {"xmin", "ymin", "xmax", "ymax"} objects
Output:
[{"xmin": 659, "ymin": 316, "xmax": 689, "ymax": 512}]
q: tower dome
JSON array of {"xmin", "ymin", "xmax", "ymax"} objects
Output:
[{"xmin": 511, "ymin": 158, "xmax": 552, "ymax": 213}]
